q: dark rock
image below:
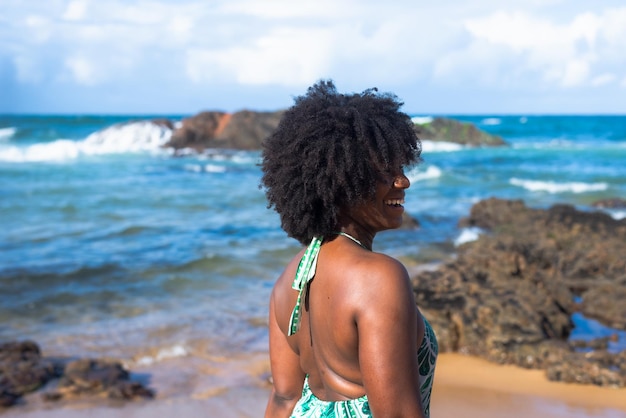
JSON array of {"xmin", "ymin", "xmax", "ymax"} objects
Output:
[
  {"xmin": 580, "ymin": 285, "xmax": 626, "ymax": 330},
  {"xmin": 0, "ymin": 340, "xmax": 41, "ymax": 363},
  {"xmin": 41, "ymin": 391, "xmax": 63, "ymax": 402},
  {"xmin": 106, "ymin": 381, "xmax": 155, "ymax": 400},
  {"xmin": 485, "ymin": 340, "xmax": 572, "ymax": 369},
  {"xmin": 569, "ymin": 335, "xmax": 618, "ymax": 351},
  {"xmin": 545, "ymin": 350, "xmax": 625, "ymax": 387},
  {"xmin": 591, "ymin": 198, "xmax": 626, "ymax": 208},
  {"xmin": 0, "ymin": 341, "xmax": 61, "ymax": 407},
  {"xmin": 413, "ymin": 117, "xmax": 506, "ymax": 147},
  {"xmin": 47, "ymin": 358, "xmax": 154, "ymax": 401},
  {"xmin": 165, "ymin": 111, "xmax": 504, "ymax": 152},
  {"xmin": 0, "ymin": 341, "xmax": 154, "ymax": 408},
  {"xmin": 219, "ymin": 110, "xmax": 286, "ymax": 149},
  {"xmin": 151, "ymin": 118, "xmax": 175, "ymax": 130},
  {"xmin": 0, "ymin": 390, "xmax": 20, "ymax": 407},
  {"xmin": 59, "ymin": 359, "xmax": 129, "ymax": 393},
  {"xmin": 414, "ymin": 197, "xmax": 626, "ymax": 387},
  {"xmin": 166, "ymin": 110, "xmax": 285, "ymax": 151},
  {"xmin": 167, "ymin": 111, "xmax": 228, "ymax": 151}
]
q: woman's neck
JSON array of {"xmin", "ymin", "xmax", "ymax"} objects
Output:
[{"xmin": 334, "ymin": 218, "xmax": 375, "ymax": 251}]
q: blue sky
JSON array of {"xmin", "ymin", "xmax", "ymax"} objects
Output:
[{"xmin": 2, "ymin": 0, "xmax": 626, "ymax": 115}]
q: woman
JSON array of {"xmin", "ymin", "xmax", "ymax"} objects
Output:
[{"xmin": 261, "ymin": 80, "xmax": 437, "ymax": 418}]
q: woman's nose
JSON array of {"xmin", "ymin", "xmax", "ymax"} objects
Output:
[{"xmin": 393, "ymin": 174, "xmax": 410, "ymax": 189}]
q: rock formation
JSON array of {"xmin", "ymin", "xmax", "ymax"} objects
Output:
[
  {"xmin": 413, "ymin": 117, "xmax": 506, "ymax": 146},
  {"xmin": 164, "ymin": 111, "xmax": 506, "ymax": 152},
  {"xmin": 592, "ymin": 197, "xmax": 626, "ymax": 209},
  {"xmin": 412, "ymin": 198, "xmax": 626, "ymax": 387},
  {"xmin": 166, "ymin": 110, "xmax": 285, "ymax": 151},
  {"xmin": 0, "ymin": 341, "xmax": 153, "ymax": 408}
]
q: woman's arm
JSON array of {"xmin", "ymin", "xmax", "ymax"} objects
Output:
[
  {"xmin": 356, "ymin": 256, "xmax": 426, "ymax": 418},
  {"xmin": 264, "ymin": 289, "xmax": 306, "ymax": 418}
]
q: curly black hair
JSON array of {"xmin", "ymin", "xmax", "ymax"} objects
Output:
[{"xmin": 261, "ymin": 80, "xmax": 421, "ymax": 245}]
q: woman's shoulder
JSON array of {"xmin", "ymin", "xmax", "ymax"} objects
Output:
[
  {"xmin": 271, "ymin": 247, "xmax": 306, "ymax": 303},
  {"xmin": 337, "ymin": 250, "xmax": 413, "ymax": 309},
  {"xmin": 352, "ymin": 250, "xmax": 410, "ymax": 281}
]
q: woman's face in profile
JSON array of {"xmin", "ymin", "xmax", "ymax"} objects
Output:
[{"xmin": 343, "ymin": 169, "xmax": 410, "ymax": 233}]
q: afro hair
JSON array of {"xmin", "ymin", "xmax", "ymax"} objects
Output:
[{"xmin": 261, "ymin": 80, "xmax": 421, "ymax": 245}]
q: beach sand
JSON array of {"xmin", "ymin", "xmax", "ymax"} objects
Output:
[{"xmin": 3, "ymin": 353, "xmax": 625, "ymax": 417}]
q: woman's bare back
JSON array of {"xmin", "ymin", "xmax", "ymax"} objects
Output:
[{"xmin": 273, "ymin": 237, "xmax": 425, "ymax": 402}]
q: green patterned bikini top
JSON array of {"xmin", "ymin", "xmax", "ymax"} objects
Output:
[{"xmin": 288, "ymin": 236, "xmax": 438, "ymax": 417}]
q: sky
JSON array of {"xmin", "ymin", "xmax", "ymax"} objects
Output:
[{"xmin": 1, "ymin": 0, "xmax": 626, "ymax": 115}]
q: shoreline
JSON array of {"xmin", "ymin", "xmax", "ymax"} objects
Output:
[
  {"xmin": 432, "ymin": 353, "xmax": 626, "ymax": 417},
  {"xmin": 3, "ymin": 353, "xmax": 625, "ymax": 417}
]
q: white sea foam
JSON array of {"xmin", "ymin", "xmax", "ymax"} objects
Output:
[
  {"xmin": 184, "ymin": 164, "xmax": 203, "ymax": 173},
  {"xmin": 135, "ymin": 344, "xmax": 188, "ymax": 366},
  {"xmin": 411, "ymin": 116, "xmax": 433, "ymax": 125},
  {"xmin": 229, "ymin": 152, "xmax": 259, "ymax": 165},
  {"xmin": 481, "ymin": 117, "xmax": 501, "ymax": 125},
  {"xmin": 183, "ymin": 163, "xmax": 227, "ymax": 173},
  {"xmin": 200, "ymin": 149, "xmax": 259, "ymax": 165},
  {"xmin": 606, "ymin": 210, "xmax": 626, "ymax": 220},
  {"xmin": 0, "ymin": 127, "xmax": 16, "ymax": 140},
  {"xmin": 83, "ymin": 121, "xmax": 172, "ymax": 153},
  {"xmin": 407, "ymin": 165, "xmax": 442, "ymax": 182},
  {"xmin": 204, "ymin": 164, "xmax": 227, "ymax": 173},
  {"xmin": 510, "ymin": 178, "xmax": 609, "ymax": 194},
  {"xmin": 421, "ymin": 140, "xmax": 463, "ymax": 152},
  {"xmin": 454, "ymin": 227, "xmax": 484, "ymax": 246},
  {"xmin": 0, "ymin": 121, "xmax": 172, "ymax": 162}
]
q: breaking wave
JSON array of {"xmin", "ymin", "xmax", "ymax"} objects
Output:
[
  {"xmin": 0, "ymin": 127, "xmax": 16, "ymax": 140},
  {"xmin": 454, "ymin": 227, "xmax": 484, "ymax": 246},
  {"xmin": 407, "ymin": 165, "xmax": 442, "ymax": 183},
  {"xmin": 0, "ymin": 121, "xmax": 172, "ymax": 162},
  {"xmin": 510, "ymin": 178, "xmax": 609, "ymax": 194},
  {"xmin": 411, "ymin": 116, "xmax": 434, "ymax": 125},
  {"xmin": 421, "ymin": 140, "xmax": 463, "ymax": 152}
]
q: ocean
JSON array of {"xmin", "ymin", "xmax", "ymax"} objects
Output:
[{"xmin": 1, "ymin": 114, "xmax": 625, "ymax": 369}]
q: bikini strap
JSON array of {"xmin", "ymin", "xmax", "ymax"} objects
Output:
[{"xmin": 288, "ymin": 236, "xmax": 323, "ymax": 336}]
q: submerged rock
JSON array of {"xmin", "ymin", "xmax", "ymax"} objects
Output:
[
  {"xmin": 45, "ymin": 358, "xmax": 154, "ymax": 401},
  {"xmin": 0, "ymin": 341, "xmax": 153, "ymax": 408},
  {"xmin": 591, "ymin": 197, "xmax": 626, "ymax": 208},
  {"xmin": 0, "ymin": 341, "xmax": 61, "ymax": 407},
  {"xmin": 414, "ymin": 117, "xmax": 506, "ymax": 146},
  {"xmin": 413, "ymin": 197, "xmax": 626, "ymax": 387}
]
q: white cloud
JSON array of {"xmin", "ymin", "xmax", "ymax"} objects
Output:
[
  {"xmin": 65, "ymin": 56, "xmax": 97, "ymax": 85},
  {"xmin": 591, "ymin": 73, "xmax": 616, "ymax": 86},
  {"xmin": 464, "ymin": 11, "xmax": 559, "ymax": 51},
  {"xmin": 186, "ymin": 26, "xmax": 333, "ymax": 85},
  {"xmin": 560, "ymin": 59, "xmax": 590, "ymax": 87},
  {"xmin": 24, "ymin": 15, "xmax": 52, "ymax": 43},
  {"xmin": 167, "ymin": 16, "xmax": 194, "ymax": 43},
  {"xmin": 189, "ymin": 2, "xmax": 471, "ymax": 88},
  {"xmin": 4, "ymin": 0, "xmax": 626, "ymax": 112},
  {"xmin": 62, "ymin": 0, "xmax": 88, "ymax": 21},
  {"xmin": 220, "ymin": 0, "xmax": 361, "ymax": 20},
  {"xmin": 14, "ymin": 55, "xmax": 44, "ymax": 83},
  {"xmin": 459, "ymin": 7, "xmax": 626, "ymax": 89}
]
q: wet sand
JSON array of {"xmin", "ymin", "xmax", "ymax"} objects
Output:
[
  {"xmin": 431, "ymin": 354, "xmax": 626, "ymax": 418},
  {"xmin": 3, "ymin": 353, "xmax": 625, "ymax": 417}
]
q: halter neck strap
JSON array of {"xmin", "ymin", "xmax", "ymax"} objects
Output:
[{"xmin": 288, "ymin": 237, "xmax": 323, "ymax": 336}]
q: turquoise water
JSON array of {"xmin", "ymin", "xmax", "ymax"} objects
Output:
[{"xmin": 1, "ymin": 114, "xmax": 625, "ymax": 361}]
